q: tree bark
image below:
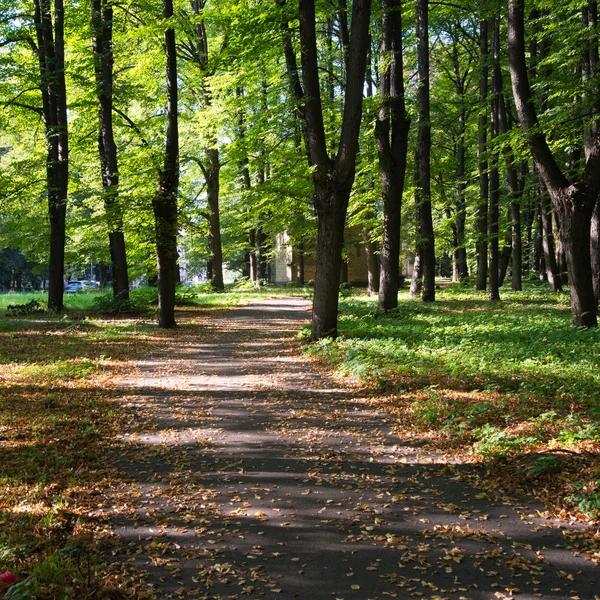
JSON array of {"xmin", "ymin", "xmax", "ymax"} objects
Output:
[
  {"xmin": 498, "ymin": 208, "xmax": 512, "ymax": 287},
  {"xmin": 476, "ymin": 16, "xmax": 489, "ymax": 291},
  {"xmin": 592, "ymin": 201, "xmax": 600, "ymax": 303},
  {"xmin": 414, "ymin": 0, "xmax": 435, "ymax": 302},
  {"xmin": 206, "ymin": 147, "xmax": 224, "ymax": 290},
  {"xmin": 365, "ymin": 237, "xmax": 379, "ymax": 295},
  {"xmin": 153, "ymin": 0, "xmax": 179, "ymax": 328},
  {"xmin": 297, "ymin": 0, "xmax": 372, "ymax": 339},
  {"xmin": 508, "ymin": 0, "xmax": 599, "ymax": 327},
  {"xmin": 33, "ymin": 0, "xmax": 68, "ymax": 312},
  {"xmin": 523, "ymin": 197, "xmax": 535, "ymax": 273},
  {"xmin": 488, "ymin": 16, "xmax": 500, "ymax": 301},
  {"xmin": 498, "ymin": 93, "xmax": 523, "ymax": 289},
  {"xmin": 186, "ymin": 0, "xmax": 224, "ymax": 291},
  {"xmin": 455, "ymin": 105, "xmax": 468, "ymax": 281},
  {"xmin": 448, "ymin": 32, "xmax": 469, "ymax": 281},
  {"xmin": 376, "ymin": 0, "xmax": 410, "ymax": 310},
  {"xmin": 296, "ymin": 241, "xmax": 305, "ymax": 285},
  {"xmin": 583, "ymin": 1, "xmax": 600, "ymax": 304},
  {"xmin": 91, "ymin": 0, "xmax": 129, "ymax": 301},
  {"xmin": 539, "ymin": 187, "xmax": 562, "ymax": 291}
]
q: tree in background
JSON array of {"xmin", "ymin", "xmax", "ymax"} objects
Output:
[
  {"xmin": 91, "ymin": 0, "xmax": 129, "ymax": 301},
  {"xmin": 153, "ymin": 0, "xmax": 179, "ymax": 328}
]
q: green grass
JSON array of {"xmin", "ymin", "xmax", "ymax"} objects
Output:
[
  {"xmin": 0, "ymin": 283, "xmax": 309, "ymax": 319},
  {"xmin": 308, "ymin": 284, "xmax": 597, "ymax": 401},
  {"xmin": 304, "ymin": 282, "xmax": 600, "ymax": 514}
]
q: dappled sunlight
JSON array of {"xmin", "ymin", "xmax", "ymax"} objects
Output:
[
  {"xmin": 2, "ymin": 296, "xmax": 599, "ymax": 598},
  {"xmin": 86, "ymin": 298, "xmax": 600, "ymax": 599}
]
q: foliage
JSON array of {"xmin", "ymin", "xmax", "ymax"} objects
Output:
[{"xmin": 5, "ymin": 300, "xmax": 44, "ymax": 317}]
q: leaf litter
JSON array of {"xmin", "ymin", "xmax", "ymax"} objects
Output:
[
  {"xmin": 97, "ymin": 300, "xmax": 600, "ymax": 599},
  {"xmin": 2, "ymin": 301, "xmax": 600, "ymax": 599}
]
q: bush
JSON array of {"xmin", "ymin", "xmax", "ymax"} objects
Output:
[
  {"xmin": 175, "ymin": 284, "xmax": 199, "ymax": 306},
  {"xmin": 92, "ymin": 288, "xmax": 156, "ymax": 314},
  {"xmin": 6, "ymin": 300, "xmax": 44, "ymax": 317}
]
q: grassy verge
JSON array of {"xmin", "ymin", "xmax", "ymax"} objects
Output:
[
  {"xmin": 303, "ymin": 282, "xmax": 600, "ymax": 520},
  {"xmin": 0, "ymin": 282, "xmax": 309, "ymax": 317}
]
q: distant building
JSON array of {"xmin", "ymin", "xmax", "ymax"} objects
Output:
[{"xmin": 270, "ymin": 230, "xmax": 370, "ymax": 285}]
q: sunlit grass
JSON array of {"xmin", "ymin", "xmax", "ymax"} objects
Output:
[{"xmin": 304, "ymin": 281, "xmax": 600, "ymax": 515}]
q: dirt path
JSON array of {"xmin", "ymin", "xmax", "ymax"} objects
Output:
[{"xmin": 105, "ymin": 298, "xmax": 599, "ymax": 600}]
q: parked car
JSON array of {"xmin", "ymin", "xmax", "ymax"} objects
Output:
[
  {"xmin": 64, "ymin": 280, "xmax": 84, "ymax": 293},
  {"xmin": 64, "ymin": 280, "xmax": 100, "ymax": 293}
]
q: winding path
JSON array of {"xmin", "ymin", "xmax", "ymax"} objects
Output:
[{"xmin": 105, "ymin": 298, "xmax": 598, "ymax": 599}]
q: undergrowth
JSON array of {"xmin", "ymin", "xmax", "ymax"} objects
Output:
[{"xmin": 304, "ymin": 282, "xmax": 600, "ymax": 519}]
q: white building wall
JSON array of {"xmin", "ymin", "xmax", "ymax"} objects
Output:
[{"xmin": 271, "ymin": 233, "xmax": 292, "ymax": 284}]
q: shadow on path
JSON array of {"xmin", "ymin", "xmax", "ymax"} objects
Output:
[{"xmin": 104, "ymin": 299, "xmax": 599, "ymax": 600}]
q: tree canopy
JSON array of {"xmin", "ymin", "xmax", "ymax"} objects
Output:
[{"xmin": 0, "ymin": 0, "xmax": 598, "ymax": 331}]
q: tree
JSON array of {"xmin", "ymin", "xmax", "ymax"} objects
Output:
[
  {"xmin": 153, "ymin": 0, "xmax": 179, "ymax": 328},
  {"xmin": 180, "ymin": 0, "xmax": 224, "ymax": 290},
  {"xmin": 91, "ymin": 0, "xmax": 129, "ymax": 301},
  {"xmin": 476, "ymin": 15, "xmax": 489, "ymax": 292},
  {"xmin": 297, "ymin": 0, "xmax": 372, "ymax": 339},
  {"xmin": 376, "ymin": 0, "xmax": 411, "ymax": 311},
  {"xmin": 413, "ymin": 0, "xmax": 435, "ymax": 302},
  {"xmin": 508, "ymin": 0, "xmax": 600, "ymax": 327},
  {"xmin": 33, "ymin": 0, "xmax": 69, "ymax": 311},
  {"xmin": 488, "ymin": 14, "xmax": 500, "ymax": 301}
]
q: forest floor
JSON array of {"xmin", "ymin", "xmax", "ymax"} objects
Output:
[{"xmin": 98, "ymin": 298, "xmax": 600, "ymax": 600}]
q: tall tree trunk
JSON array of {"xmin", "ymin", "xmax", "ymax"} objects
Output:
[
  {"xmin": 498, "ymin": 208, "xmax": 512, "ymax": 287},
  {"xmin": 511, "ymin": 197, "xmax": 523, "ymax": 290},
  {"xmin": 186, "ymin": 0, "xmax": 224, "ymax": 291},
  {"xmin": 523, "ymin": 198, "xmax": 535, "ymax": 273},
  {"xmin": 91, "ymin": 0, "xmax": 129, "ymax": 301},
  {"xmin": 534, "ymin": 204, "xmax": 544, "ymax": 275},
  {"xmin": 297, "ymin": 0, "xmax": 372, "ymax": 339},
  {"xmin": 34, "ymin": 0, "xmax": 69, "ymax": 312},
  {"xmin": 376, "ymin": 0, "xmax": 410, "ymax": 310},
  {"xmin": 583, "ymin": 1, "xmax": 600, "ymax": 305},
  {"xmin": 553, "ymin": 212, "xmax": 569, "ymax": 285},
  {"xmin": 153, "ymin": 0, "xmax": 179, "ymax": 328},
  {"xmin": 236, "ymin": 88, "xmax": 258, "ymax": 284},
  {"xmin": 488, "ymin": 16, "xmax": 500, "ymax": 301},
  {"xmin": 364, "ymin": 236, "xmax": 379, "ymax": 295},
  {"xmin": 363, "ymin": 44, "xmax": 380, "ymax": 297},
  {"xmin": 206, "ymin": 148, "xmax": 223, "ymax": 290},
  {"xmin": 488, "ymin": 155, "xmax": 500, "ymax": 299},
  {"xmin": 496, "ymin": 81, "xmax": 523, "ymax": 289},
  {"xmin": 509, "ymin": 0, "xmax": 599, "ymax": 327},
  {"xmin": 296, "ymin": 240, "xmax": 305, "ymax": 285},
  {"xmin": 249, "ymin": 229, "xmax": 258, "ymax": 282},
  {"xmin": 592, "ymin": 202, "xmax": 600, "ymax": 303},
  {"xmin": 449, "ymin": 33, "xmax": 469, "ymax": 281},
  {"xmin": 415, "ymin": 0, "xmax": 435, "ymax": 302},
  {"xmin": 476, "ymin": 16, "xmax": 489, "ymax": 291},
  {"xmin": 456, "ymin": 106, "xmax": 468, "ymax": 281},
  {"xmin": 539, "ymin": 187, "xmax": 562, "ymax": 290}
]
